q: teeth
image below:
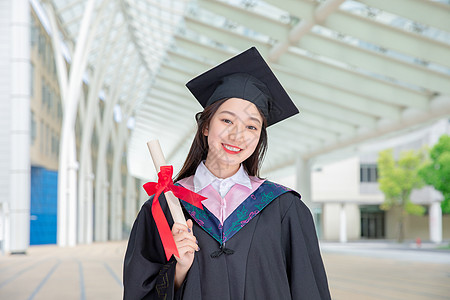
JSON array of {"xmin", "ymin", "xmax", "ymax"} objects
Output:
[{"xmin": 224, "ymin": 144, "xmax": 241, "ymax": 152}]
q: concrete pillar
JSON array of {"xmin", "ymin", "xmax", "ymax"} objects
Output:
[
  {"xmin": 125, "ymin": 175, "xmax": 137, "ymax": 232},
  {"xmin": 295, "ymin": 157, "xmax": 312, "ymax": 208},
  {"xmin": 110, "ymin": 119, "xmax": 128, "ymax": 240},
  {"xmin": 1, "ymin": 0, "xmax": 31, "ymax": 254},
  {"xmin": 78, "ymin": 153, "xmax": 94, "ymax": 244},
  {"xmin": 339, "ymin": 203, "xmax": 347, "ymax": 243},
  {"xmin": 67, "ymin": 147, "xmax": 78, "ymax": 247},
  {"xmin": 428, "ymin": 121, "xmax": 446, "ymax": 244},
  {"xmin": 55, "ymin": 0, "xmax": 97, "ymax": 247},
  {"xmin": 139, "ymin": 179, "xmax": 148, "ymax": 207},
  {"xmin": 429, "ymin": 200, "xmax": 442, "ymax": 243},
  {"xmin": 86, "ymin": 172, "xmax": 94, "ymax": 244},
  {"xmin": 0, "ymin": 203, "xmax": 9, "ymax": 254},
  {"xmin": 102, "ymin": 180, "xmax": 109, "ymax": 241},
  {"xmin": 110, "ymin": 186, "xmax": 123, "ymax": 240}
]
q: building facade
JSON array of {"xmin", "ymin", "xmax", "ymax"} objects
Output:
[
  {"xmin": 0, "ymin": 4, "xmax": 140, "ymax": 254},
  {"xmin": 312, "ymin": 119, "xmax": 450, "ymax": 242}
]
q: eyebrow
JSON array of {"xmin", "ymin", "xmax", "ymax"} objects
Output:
[{"xmin": 218, "ymin": 110, "xmax": 262, "ymax": 125}]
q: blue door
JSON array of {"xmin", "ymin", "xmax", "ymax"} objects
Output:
[{"xmin": 30, "ymin": 167, "xmax": 58, "ymax": 245}]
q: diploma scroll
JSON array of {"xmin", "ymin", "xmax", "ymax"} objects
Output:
[{"xmin": 147, "ymin": 140, "xmax": 187, "ymax": 226}]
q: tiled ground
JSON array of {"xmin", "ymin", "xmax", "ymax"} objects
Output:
[{"xmin": 1, "ymin": 241, "xmax": 449, "ymax": 299}]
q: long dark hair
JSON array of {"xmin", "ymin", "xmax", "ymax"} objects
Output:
[{"xmin": 174, "ymin": 98, "xmax": 268, "ymax": 181}]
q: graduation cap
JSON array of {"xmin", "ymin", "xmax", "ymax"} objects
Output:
[{"xmin": 185, "ymin": 47, "xmax": 299, "ymax": 127}]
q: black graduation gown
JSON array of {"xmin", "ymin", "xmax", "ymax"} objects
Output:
[{"xmin": 123, "ymin": 183, "xmax": 331, "ymax": 300}]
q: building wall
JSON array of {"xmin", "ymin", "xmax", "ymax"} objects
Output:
[
  {"xmin": 30, "ymin": 11, "xmax": 61, "ymax": 171},
  {"xmin": 0, "ymin": 0, "xmax": 12, "ymax": 209},
  {"xmin": 312, "ymin": 157, "xmax": 383, "ymax": 204},
  {"xmin": 385, "ymin": 207, "xmax": 450, "ymax": 241},
  {"xmin": 312, "ymin": 157, "xmax": 360, "ymax": 202},
  {"xmin": 27, "ymin": 5, "xmax": 137, "ymax": 246},
  {"xmin": 311, "ymin": 120, "xmax": 450, "ymax": 242},
  {"xmin": 323, "ymin": 203, "xmax": 360, "ymax": 241},
  {"xmin": 28, "ymin": 10, "xmax": 61, "ymax": 246},
  {"xmin": 0, "ymin": 0, "xmax": 31, "ymax": 253},
  {"xmin": 444, "ymin": 216, "xmax": 450, "ymax": 240}
]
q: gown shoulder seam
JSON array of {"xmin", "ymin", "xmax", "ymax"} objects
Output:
[{"xmin": 280, "ymin": 192, "xmax": 298, "ymax": 222}]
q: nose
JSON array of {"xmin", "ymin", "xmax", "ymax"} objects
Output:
[{"xmin": 228, "ymin": 124, "xmax": 244, "ymax": 142}]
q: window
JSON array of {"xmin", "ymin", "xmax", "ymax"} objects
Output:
[
  {"xmin": 40, "ymin": 120, "xmax": 44, "ymax": 154},
  {"xmin": 360, "ymin": 164, "xmax": 378, "ymax": 183},
  {"xmin": 30, "ymin": 63, "xmax": 34, "ymax": 97},
  {"xmin": 38, "ymin": 31, "xmax": 45, "ymax": 57},
  {"xmin": 30, "ymin": 111, "xmax": 36, "ymax": 145},
  {"xmin": 51, "ymin": 57, "xmax": 57, "ymax": 77},
  {"xmin": 30, "ymin": 16, "xmax": 38, "ymax": 47},
  {"xmin": 57, "ymin": 101, "xmax": 62, "ymax": 120},
  {"xmin": 41, "ymin": 79, "xmax": 48, "ymax": 108},
  {"xmin": 360, "ymin": 206, "xmax": 385, "ymax": 239},
  {"xmin": 48, "ymin": 88, "xmax": 53, "ymax": 113},
  {"xmin": 46, "ymin": 124, "xmax": 49, "ymax": 156},
  {"xmin": 51, "ymin": 131, "xmax": 58, "ymax": 156}
]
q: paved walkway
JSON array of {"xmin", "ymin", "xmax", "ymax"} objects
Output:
[
  {"xmin": 0, "ymin": 242, "xmax": 125, "ymax": 300},
  {"xmin": 0, "ymin": 241, "xmax": 449, "ymax": 299},
  {"xmin": 321, "ymin": 242, "xmax": 450, "ymax": 300}
]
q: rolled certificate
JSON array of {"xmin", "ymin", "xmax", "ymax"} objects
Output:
[{"xmin": 147, "ymin": 140, "xmax": 187, "ymax": 226}]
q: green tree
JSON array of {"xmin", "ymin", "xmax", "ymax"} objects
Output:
[
  {"xmin": 377, "ymin": 148, "xmax": 427, "ymax": 242},
  {"xmin": 418, "ymin": 134, "xmax": 450, "ymax": 214}
]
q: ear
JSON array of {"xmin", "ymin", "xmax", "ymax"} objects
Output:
[{"xmin": 203, "ymin": 126, "xmax": 209, "ymax": 136}]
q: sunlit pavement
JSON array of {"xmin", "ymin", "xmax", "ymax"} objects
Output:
[
  {"xmin": 321, "ymin": 241, "xmax": 450, "ymax": 300},
  {"xmin": 0, "ymin": 242, "xmax": 125, "ymax": 300},
  {"xmin": 0, "ymin": 240, "xmax": 449, "ymax": 299}
]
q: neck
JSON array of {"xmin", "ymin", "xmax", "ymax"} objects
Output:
[{"xmin": 204, "ymin": 161, "xmax": 240, "ymax": 179}]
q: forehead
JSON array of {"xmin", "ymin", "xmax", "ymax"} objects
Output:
[{"xmin": 217, "ymin": 98, "xmax": 263, "ymax": 121}]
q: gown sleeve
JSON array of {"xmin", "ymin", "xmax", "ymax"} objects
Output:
[
  {"xmin": 281, "ymin": 194, "xmax": 331, "ymax": 300},
  {"xmin": 123, "ymin": 197, "xmax": 184, "ymax": 300}
]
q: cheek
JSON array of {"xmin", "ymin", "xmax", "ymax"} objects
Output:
[
  {"xmin": 206, "ymin": 129, "xmax": 221, "ymax": 149},
  {"xmin": 245, "ymin": 131, "xmax": 261, "ymax": 148}
]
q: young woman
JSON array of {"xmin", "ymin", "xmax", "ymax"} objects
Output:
[{"xmin": 123, "ymin": 47, "xmax": 331, "ymax": 300}]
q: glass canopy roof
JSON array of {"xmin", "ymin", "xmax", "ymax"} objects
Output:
[{"xmin": 36, "ymin": 0, "xmax": 450, "ymax": 179}]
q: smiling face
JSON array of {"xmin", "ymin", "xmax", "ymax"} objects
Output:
[{"xmin": 203, "ymin": 98, "xmax": 263, "ymax": 178}]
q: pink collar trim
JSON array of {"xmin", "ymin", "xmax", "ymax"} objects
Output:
[{"xmin": 177, "ymin": 175, "xmax": 265, "ymax": 224}]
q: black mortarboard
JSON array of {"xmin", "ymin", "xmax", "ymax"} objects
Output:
[{"xmin": 185, "ymin": 47, "xmax": 299, "ymax": 127}]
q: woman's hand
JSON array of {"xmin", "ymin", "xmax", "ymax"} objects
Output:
[{"xmin": 173, "ymin": 219, "xmax": 199, "ymax": 289}]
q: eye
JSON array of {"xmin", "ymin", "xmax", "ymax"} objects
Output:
[
  {"xmin": 222, "ymin": 119, "xmax": 232, "ymax": 124},
  {"xmin": 247, "ymin": 125, "xmax": 258, "ymax": 131}
]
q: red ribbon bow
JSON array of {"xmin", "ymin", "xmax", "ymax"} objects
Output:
[{"xmin": 143, "ymin": 165, "xmax": 205, "ymax": 261}]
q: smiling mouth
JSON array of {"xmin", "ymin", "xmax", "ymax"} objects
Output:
[{"xmin": 222, "ymin": 143, "xmax": 242, "ymax": 154}]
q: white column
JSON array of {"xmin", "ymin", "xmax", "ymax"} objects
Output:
[
  {"xmin": 110, "ymin": 120, "xmax": 128, "ymax": 240},
  {"xmin": 110, "ymin": 186, "xmax": 123, "ymax": 240},
  {"xmin": 0, "ymin": 202, "xmax": 9, "ymax": 254},
  {"xmin": 78, "ymin": 151, "xmax": 94, "ymax": 244},
  {"xmin": 429, "ymin": 199, "xmax": 442, "ymax": 243},
  {"xmin": 85, "ymin": 171, "xmax": 94, "ymax": 244},
  {"xmin": 77, "ymin": 157, "xmax": 87, "ymax": 244},
  {"xmin": 339, "ymin": 203, "xmax": 347, "ymax": 243},
  {"xmin": 139, "ymin": 180, "xmax": 149, "ymax": 207},
  {"xmin": 295, "ymin": 157, "xmax": 312, "ymax": 208},
  {"xmin": 55, "ymin": 0, "xmax": 97, "ymax": 247},
  {"xmin": 95, "ymin": 174, "xmax": 109, "ymax": 242},
  {"xmin": 8, "ymin": 0, "xmax": 30, "ymax": 254},
  {"xmin": 125, "ymin": 174, "xmax": 137, "ymax": 232},
  {"xmin": 67, "ymin": 140, "xmax": 78, "ymax": 247},
  {"xmin": 77, "ymin": 4, "xmax": 119, "ymax": 244},
  {"xmin": 295, "ymin": 157, "xmax": 323, "ymax": 235},
  {"xmin": 427, "ymin": 121, "xmax": 445, "ymax": 244},
  {"xmin": 102, "ymin": 180, "xmax": 109, "ymax": 241},
  {"xmin": 95, "ymin": 46, "xmax": 135, "ymax": 242}
]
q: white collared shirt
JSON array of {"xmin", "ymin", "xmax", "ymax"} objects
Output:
[{"xmin": 193, "ymin": 161, "xmax": 252, "ymax": 198}]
